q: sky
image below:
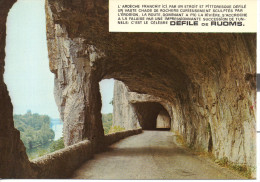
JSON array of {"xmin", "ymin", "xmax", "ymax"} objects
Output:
[
  {"xmin": 4, "ymin": 0, "xmax": 114, "ymax": 118},
  {"xmin": 99, "ymin": 79, "xmax": 114, "ymax": 114}
]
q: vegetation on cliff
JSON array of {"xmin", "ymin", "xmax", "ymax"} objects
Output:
[
  {"xmin": 102, "ymin": 113, "xmax": 126, "ymax": 134},
  {"xmin": 102, "ymin": 113, "xmax": 113, "ymax": 135},
  {"xmin": 50, "ymin": 137, "xmax": 65, "ymax": 152},
  {"xmin": 108, "ymin": 125, "xmax": 125, "ymax": 134}
]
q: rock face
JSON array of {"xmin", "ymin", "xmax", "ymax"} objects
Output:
[
  {"xmin": 113, "ymin": 81, "xmax": 140, "ymax": 130},
  {"xmin": 45, "ymin": 0, "xmax": 256, "ymax": 170},
  {"xmin": 113, "ymin": 80, "xmax": 171, "ymax": 130},
  {"xmin": 156, "ymin": 110, "xmax": 171, "ymax": 129},
  {"xmin": 46, "ymin": 1, "xmax": 104, "ymax": 146}
]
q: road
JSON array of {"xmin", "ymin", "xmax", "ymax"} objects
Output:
[{"xmin": 72, "ymin": 130, "xmax": 244, "ymax": 179}]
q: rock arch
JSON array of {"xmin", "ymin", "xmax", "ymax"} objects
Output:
[
  {"xmin": 0, "ymin": 0, "xmax": 256, "ymax": 178},
  {"xmin": 45, "ymin": 0, "xmax": 256, "ymax": 169}
]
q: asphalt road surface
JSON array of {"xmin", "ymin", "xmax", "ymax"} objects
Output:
[{"xmin": 72, "ymin": 130, "xmax": 244, "ymax": 179}]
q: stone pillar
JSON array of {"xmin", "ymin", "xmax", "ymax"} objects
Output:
[
  {"xmin": 113, "ymin": 80, "xmax": 140, "ymax": 130},
  {"xmin": 46, "ymin": 1, "xmax": 104, "ymax": 146}
]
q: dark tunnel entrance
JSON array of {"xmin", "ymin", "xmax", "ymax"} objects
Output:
[{"xmin": 132, "ymin": 102, "xmax": 171, "ymax": 130}]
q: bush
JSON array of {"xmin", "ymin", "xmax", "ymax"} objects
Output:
[
  {"xmin": 215, "ymin": 157, "xmax": 252, "ymax": 178},
  {"xmin": 50, "ymin": 137, "xmax": 65, "ymax": 153},
  {"xmin": 102, "ymin": 113, "xmax": 113, "ymax": 135},
  {"xmin": 108, "ymin": 125, "xmax": 125, "ymax": 134},
  {"xmin": 216, "ymin": 157, "xmax": 229, "ymax": 166}
]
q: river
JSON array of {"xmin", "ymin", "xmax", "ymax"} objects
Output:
[
  {"xmin": 50, "ymin": 118, "xmax": 63, "ymax": 140},
  {"xmin": 26, "ymin": 118, "xmax": 63, "ymax": 159}
]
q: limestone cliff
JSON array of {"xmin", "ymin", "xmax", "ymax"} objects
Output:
[
  {"xmin": 46, "ymin": 1, "xmax": 105, "ymax": 145},
  {"xmin": 45, "ymin": 0, "xmax": 256, "ymax": 170},
  {"xmin": 113, "ymin": 80, "xmax": 173, "ymax": 130},
  {"xmin": 114, "ymin": 76, "xmax": 256, "ymax": 169},
  {"xmin": 113, "ymin": 81, "xmax": 140, "ymax": 130}
]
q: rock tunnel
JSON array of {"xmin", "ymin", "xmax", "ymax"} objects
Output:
[
  {"xmin": 132, "ymin": 102, "xmax": 170, "ymax": 130},
  {"xmin": 0, "ymin": 0, "xmax": 256, "ymax": 178},
  {"xmin": 112, "ymin": 80, "xmax": 172, "ymax": 130}
]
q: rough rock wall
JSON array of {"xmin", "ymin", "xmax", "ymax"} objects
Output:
[
  {"xmin": 113, "ymin": 80, "xmax": 140, "ymax": 130},
  {"xmin": 178, "ymin": 36, "xmax": 256, "ymax": 167},
  {"xmin": 113, "ymin": 80, "xmax": 172, "ymax": 130},
  {"xmin": 46, "ymin": 1, "xmax": 104, "ymax": 146},
  {"xmin": 46, "ymin": 0, "xmax": 256, "ymax": 169},
  {"xmin": 133, "ymin": 102, "xmax": 165, "ymax": 130},
  {"xmin": 114, "ymin": 76, "xmax": 256, "ymax": 168},
  {"xmin": 0, "ymin": 0, "xmax": 36, "ymax": 178}
]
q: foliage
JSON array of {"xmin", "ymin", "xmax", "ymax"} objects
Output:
[
  {"xmin": 13, "ymin": 111, "xmax": 55, "ymax": 152},
  {"xmin": 102, "ymin": 113, "xmax": 113, "ymax": 135},
  {"xmin": 215, "ymin": 157, "xmax": 253, "ymax": 179},
  {"xmin": 14, "ymin": 111, "xmax": 66, "ymax": 160},
  {"xmin": 50, "ymin": 137, "xmax": 65, "ymax": 152},
  {"xmin": 215, "ymin": 157, "xmax": 229, "ymax": 166},
  {"xmin": 172, "ymin": 130, "xmax": 188, "ymax": 148},
  {"xmin": 27, "ymin": 138, "xmax": 65, "ymax": 160},
  {"xmin": 108, "ymin": 125, "xmax": 125, "ymax": 134},
  {"xmin": 102, "ymin": 113, "xmax": 125, "ymax": 135},
  {"xmin": 109, "ymin": 98, "xmax": 113, "ymax": 105},
  {"xmin": 175, "ymin": 135, "xmax": 186, "ymax": 146},
  {"xmin": 26, "ymin": 142, "xmax": 51, "ymax": 160}
]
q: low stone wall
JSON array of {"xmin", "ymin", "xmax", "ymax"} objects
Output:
[
  {"xmin": 31, "ymin": 140, "xmax": 93, "ymax": 179},
  {"xmin": 104, "ymin": 129, "xmax": 142, "ymax": 146},
  {"xmin": 30, "ymin": 129, "xmax": 142, "ymax": 179}
]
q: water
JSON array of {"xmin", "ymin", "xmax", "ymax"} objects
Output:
[
  {"xmin": 26, "ymin": 118, "xmax": 63, "ymax": 159},
  {"xmin": 27, "ymin": 142, "xmax": 51, "ymax": 159},
  {"xmin": 50, "ymin": 118, "xmax": 63, "ymax": 140}
]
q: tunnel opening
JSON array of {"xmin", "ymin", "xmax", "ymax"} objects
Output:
[
  {"xmin": 156, "ymin": 109, "xmax": 171, "ymax": 130},
  {"xmin": 99, "ymin": 79, "xmax": 118, "ymax": 135},
  {"xmin": 132, "ymin": 102, "xmax": 171, "ymax": 131},
  {"xmin": 3, "ymin": 0, "xmax": 64, "ymax": 160}
]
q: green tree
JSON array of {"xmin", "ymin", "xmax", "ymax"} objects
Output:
[
  {"xmin": 109, "ymin": 98, "xmax": 113, "ymax": 105},
  {"xmin": 50, "ymin": 137, "xmax": 65, "ymax": 152},
  {"xmin": 102, "ymin": 113, "xmax": 113, "ymax": 135},
  {"xmin": 13, "ymin": 111, "xmax": 55, "ymax": 152}
]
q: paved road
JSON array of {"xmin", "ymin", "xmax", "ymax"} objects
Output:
[{"xmin": 72, "ymin": 131, "xmax": 244, "ymax": 179}]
